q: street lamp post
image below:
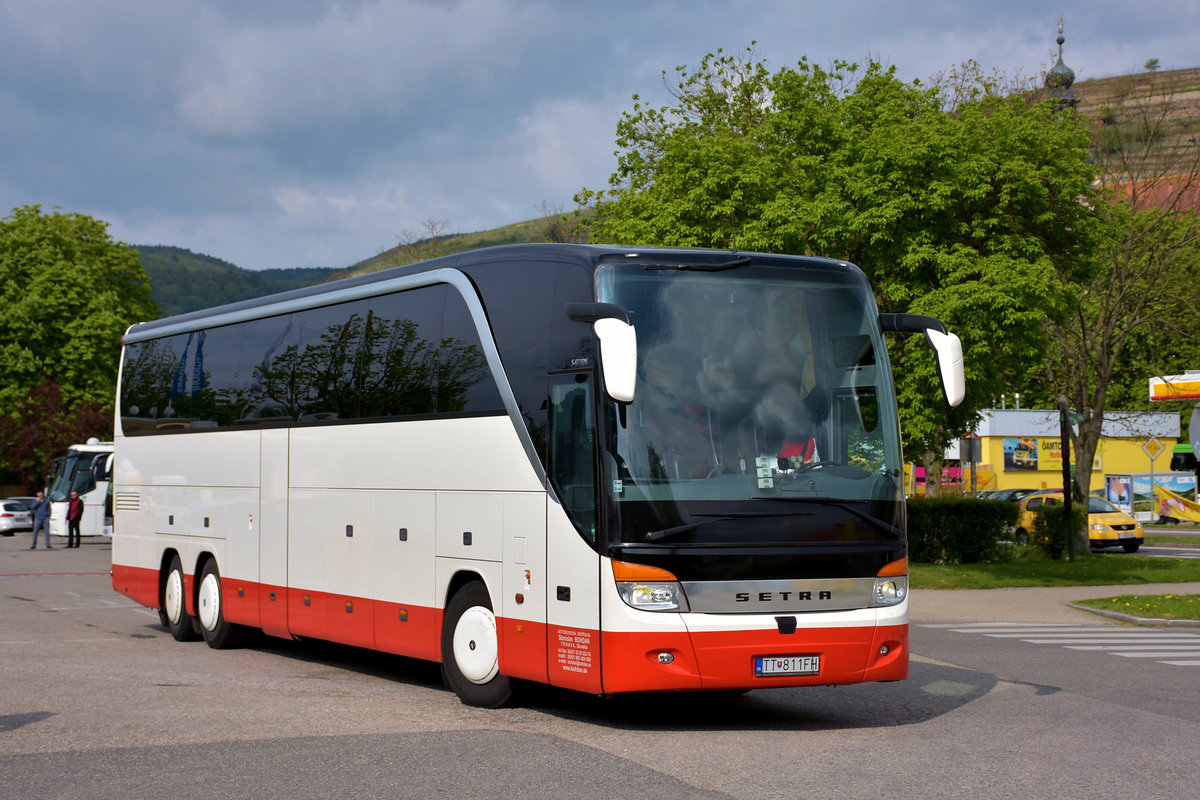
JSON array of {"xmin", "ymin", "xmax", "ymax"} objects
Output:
[{"xmin": 1058, "ymin": 395, "xmax": 1075, "ymax": 560}]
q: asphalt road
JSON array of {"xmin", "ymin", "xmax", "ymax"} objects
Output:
[
  {"xmin": 1140, "ymin": 525, "xmax": 1200, "ymax": 558},
  {"xmin": 2, "ymin": 535, "xmax": 1198, "ymax": 799}
]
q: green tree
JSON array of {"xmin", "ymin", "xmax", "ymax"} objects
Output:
[
  {"xmin": 0, "ymin": 381, "xmax": 111, "ymax": 490},
  {"xmin": 0, "ymin": 205, "xmax": 158, "ymax": 485},
  {"xmin": 577, "ymin": 47, "xmax": 1098, "ymax": 466},
  {"xmin": 1042, "ymin": 68, "xmax": 1200, "ymax": 546}
]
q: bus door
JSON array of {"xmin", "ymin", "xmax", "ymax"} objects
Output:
[
  {"xmin": 544, "ymin": 372, "xmax": 603, "ymax": 693},
  {"xmin": 83, "ymin": 453, "xmax": 110, "ymax": 534},
  {"xmin": 258, "ymin": 428, "xmax": 289, "ymax": 637}
]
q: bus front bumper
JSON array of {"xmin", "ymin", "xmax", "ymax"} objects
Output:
[{"xmin": 600, "ymin": 616, "xmax": 908, "ymax": 694}]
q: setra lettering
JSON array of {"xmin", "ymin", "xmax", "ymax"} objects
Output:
[{"xmin": 734, "ymin": 590, "xmax": 834, "ymax": 603}]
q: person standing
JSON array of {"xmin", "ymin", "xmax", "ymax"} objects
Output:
[
  {"xmin": 66, "ymin": 490, "xmax": 84, "ymax": 548},
  {"xmin": 29, "ymin": 490, "xmax": 53, "ymax": 549}
]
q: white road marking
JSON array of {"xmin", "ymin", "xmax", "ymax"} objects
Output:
[{"xmin": 922, "ymin": 622, "xmax": 1200, "ymax": 668}]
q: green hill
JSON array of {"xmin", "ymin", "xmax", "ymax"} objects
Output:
[
  {"xmin": 341, "ymin": 212, "xmax": 583, "ymax": 277},
  {"xmin": 135, "ymin": 245, "xmax": 342, "ymax": 317},
  {"xmin": 1071, "ymin": 66, "xmax": 1200, "ymax": 181},
  {"xmin": 134, "ymin": 211, "xmax": 578, "ymax": 316}
]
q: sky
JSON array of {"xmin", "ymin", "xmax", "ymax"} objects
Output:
[{"xmin": 2, "ymin": 0, "xmax": 1198, "ymax": 271}]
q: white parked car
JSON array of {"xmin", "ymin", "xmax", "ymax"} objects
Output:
[{"xmin": 0, "ymin": 499, "xmax": 34, "ymax": 535}]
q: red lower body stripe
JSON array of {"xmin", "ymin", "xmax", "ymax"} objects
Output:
[{"xmin": 113, "ymin": 562, "xmax": 906, "ymax": 692}]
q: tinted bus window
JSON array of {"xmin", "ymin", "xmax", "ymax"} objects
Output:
[{"xmin": 120, "ymin": 283, "xmax": 503, "ymax": 433}]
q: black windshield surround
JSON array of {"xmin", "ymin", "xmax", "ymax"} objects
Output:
[{"xmin": 593, "ymin": 257, "xmax": 905, "ymax": 581}]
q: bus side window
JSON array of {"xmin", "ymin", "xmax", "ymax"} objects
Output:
[
  {"xmin": 549, "ymin": 374, "xmax": 597, "ymax": 541},
  {"xmin": 73, "ymin": 471, "xmax": 96, "ymax": 494},
  {"xmin": 92, "ymin": 454, "xmax": 110, "ymax": 484}
]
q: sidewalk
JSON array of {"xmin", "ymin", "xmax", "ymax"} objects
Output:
[{"xmin": 911, "ymin": 582, "xmax": 1200, "ymax": 626}]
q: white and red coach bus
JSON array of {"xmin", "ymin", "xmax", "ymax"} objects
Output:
[{"xmin": 111, "ymin": 244, "xmax": 964, "ymax": 706}]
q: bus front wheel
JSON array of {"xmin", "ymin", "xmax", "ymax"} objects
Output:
[
  {"xmin": 196, "ymin": 560, "xmax": 239, "ymax": 649},
  {"xmin": 440, "ymin": 581, "xmax": 512, "ymax": 707},
  {"xmin": 163, "ymin": 554, "xmax": 199, "ymax": 642}
]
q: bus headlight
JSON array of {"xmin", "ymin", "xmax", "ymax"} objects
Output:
[
  {"xmin": 617, "ymin": 581, "xmax": 688, "ymax": 611},
  {"xmin": 871, "ymin": 577, "xmax": 908, "ymax": 607},
  {"xmin": 870, "ymin": 557, "xmax": 908, "ymax": 608},
  {"xmin": 612, "ymin": 560, "xmax": 690, "ymax": 613}
]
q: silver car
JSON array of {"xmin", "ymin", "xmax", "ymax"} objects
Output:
[{"xmin": 0, "ymin": 499, "xmax": 33, "ymax": 535}]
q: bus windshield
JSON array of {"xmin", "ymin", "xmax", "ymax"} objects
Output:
[
  {"xmin": 596, "ymin": 260, "xmax": 904, "ymax": 546},
  {"xmin": 48, "ymin": 451, "xmax": 103, "ymax": 501}
]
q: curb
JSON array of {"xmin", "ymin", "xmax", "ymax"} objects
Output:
[{"xmin": 1066, "ymin": 602, "xmax": 1200, "ymax": 627}]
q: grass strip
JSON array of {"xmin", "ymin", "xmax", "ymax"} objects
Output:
[
  {"xmin": 1145, "ymin": 535, "xmax": 1200, "ymax": 546},
  {"xmin": 910, "ymin": 552, "xmax": 1200, "ymax": 590},
  {"xmin": 1074, "ymin": 593, "xmax": 1200, "ymax": 621}
]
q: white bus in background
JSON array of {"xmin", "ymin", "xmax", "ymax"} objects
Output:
[
  {"xmin": 111, "ymin": 244, "xmax": 964, "ymax": 707},
  {"xmin": 48, "ymin": 438, "xmax": 115, "ymax": 539}
]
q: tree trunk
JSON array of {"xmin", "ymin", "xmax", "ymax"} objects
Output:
[
  {"xmin": 1070, "ymin": 412, "xmax": 1104, "ymax": 556},
  {"xmin": 922, "ymin": 452, "xmax": 943, "ymax": 497}
]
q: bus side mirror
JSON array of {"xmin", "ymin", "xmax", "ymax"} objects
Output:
[
  {"xmin": 594, "ymin": 318, "xmax": 637, "ymax": 403},
  {"xmin": 925, "ymin": 328, "xmax": 965, "ymax": 408},
  {"xmin": 879, "ymin": 312, "xmax": 965, "ymax": 408},
  {"xmin": 566, "ymin": 303, "xmax": 638, "ymax": 403}
]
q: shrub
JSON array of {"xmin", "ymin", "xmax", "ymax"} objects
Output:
[
  {"xmin": 1031, "ymin": 503, "xmax": 1086, "ymax": 560},
  {"xmin": 907, "ymin": 497, "xmax": 1019, "ymax": 563}
]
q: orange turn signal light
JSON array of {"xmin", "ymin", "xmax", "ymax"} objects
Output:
[
  {"xmin": 876, "ymin": 557, "xmax": 908, "ymax": 578},
  {"xmin": 611, "ymin": 560, "xmax": 679, "ymax": 582}
]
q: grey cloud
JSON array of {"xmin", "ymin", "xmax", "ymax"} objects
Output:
[
  {"xmin": 2, "ymin": 0, "xmax": 1197, "ymax": 271},
  {"xmin": 175, "ymin": 0, "xmax": 550, "ymax": 137}
]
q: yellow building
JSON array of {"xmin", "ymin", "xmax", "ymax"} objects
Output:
[{"xmin": 958, "ymin": 408, "xmax": 1179, "ymax": 494}]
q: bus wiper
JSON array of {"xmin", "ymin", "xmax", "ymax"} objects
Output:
[
  {"xmin": 645, "ymin": 518, "xmax": 731, "ymax": 542},
  {"xmin": 644, "ymin": 510, "xmax": 813, "ymax": 542},
  {"xmin": 643, "ymin": 256, "xmax": 751, "ymax": 272},
  {"xmin": 751, "ymin": 497, "xmax": 900, "ymax": 537}
]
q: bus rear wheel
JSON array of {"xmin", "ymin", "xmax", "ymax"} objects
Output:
[
  {"xmin": 163, "ymin": 554, "xmax": 199, "ymax": 642},
  {"xmin": 196, "ymin": 560, "xmax": 239, "ymax": 649},
  {"xmin": 440, "ymin": 581, "xmax": 512, "ymax": 708}
]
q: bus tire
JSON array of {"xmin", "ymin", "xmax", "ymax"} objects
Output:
[
  {"xmin": 196, "ymin": 559, "xmax": 239, "ymax": 649},
  {"xmin": 163, "ymin": 554, "xmax": 199, "ymax": 642},
  {"xmin": 440, "ymin": 581, "xmax": 512, "ymax": 708}
]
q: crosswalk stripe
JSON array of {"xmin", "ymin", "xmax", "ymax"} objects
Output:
[
  {"xmin": 1113, "ymin": 652, "xmax": 1200, "ymax": 658},
  {"xmin": 920, "ymin": 622, "xmax": 1200, "ymax": 668},
  {"xmin": 978, "ymin": 632, "xmax": 1199, "ymax": 640},
  {"xmin": 1065, "ymin": 644, "xmax": 1200, "ymax": 650},
  {"xmin": 1008, "ymin": 638, "xmax": 1195, "ymax": 642},
  {"xmin": 947, "ymin": 627, "xmax": 1133, "ymax": 634},
  {"xmin": 922, "ymin": 622, "xmax": 1075, "ymax": 628}
]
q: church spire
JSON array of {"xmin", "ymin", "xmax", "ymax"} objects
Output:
[{"xmin": 1045, "ymin": 18, "xmax": 1078, "ymax": 109}]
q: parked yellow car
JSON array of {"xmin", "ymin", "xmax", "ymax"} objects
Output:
[{"xmin": 1014, "ymin": 491, "xmax": 1144, "ymax": 553}]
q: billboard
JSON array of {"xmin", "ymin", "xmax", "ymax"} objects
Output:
[
  {"xmin": 1003, "ymin": 437, "xmax": 1101, "ymax": 472},
  {"xmin": 1106, "ymin": 472, "xmax": 1198, "ymax": 520},
  {"xmin": 1003, "ymin": 438, "xmax": 1039, "ymax": 471}
]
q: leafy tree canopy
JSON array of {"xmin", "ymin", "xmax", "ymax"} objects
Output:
[
  {"xmin": 578, "ymin": 47, "xmax": 1099, "ymax": 458},
  {"xmin": 0, "ymin": 205, "xmax": 158, "ymax": 484}
]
